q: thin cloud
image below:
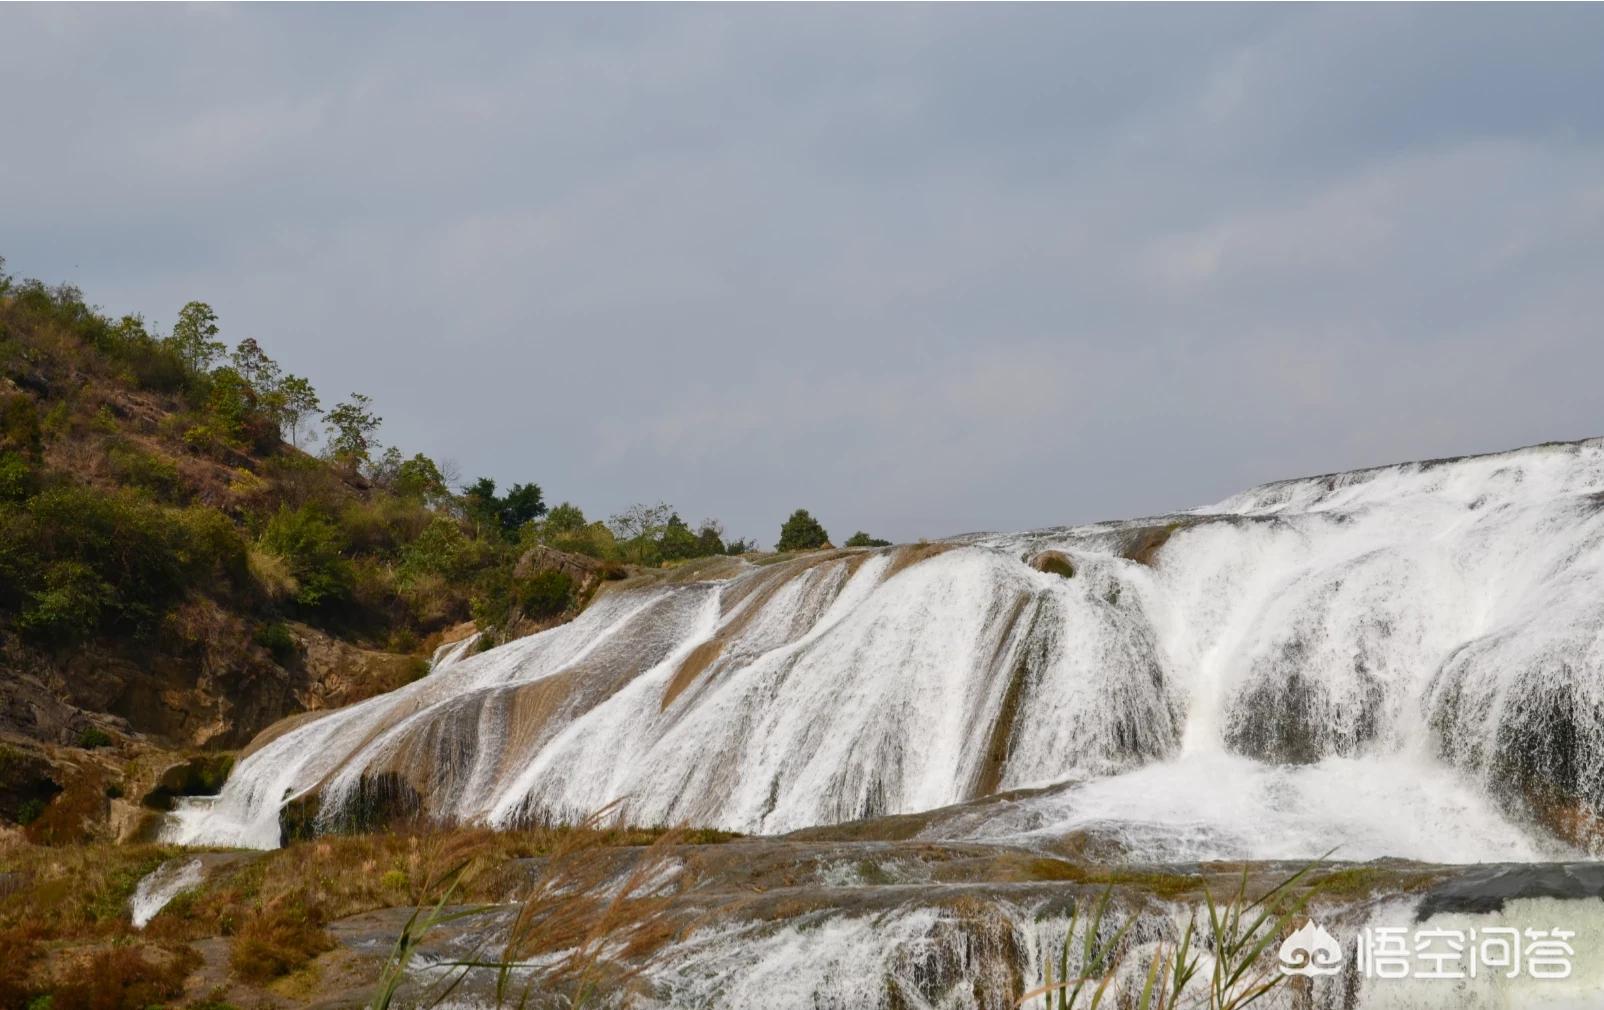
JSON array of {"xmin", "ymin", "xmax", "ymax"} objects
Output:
[{"xmin": 2, "ymin": 6, "xmax": 1601, "ymax": 542}]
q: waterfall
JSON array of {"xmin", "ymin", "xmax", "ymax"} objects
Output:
[
  {"xmin": 129, "ymin": 857, "xmax": 205, "ymax": 928},
  {"xmin": 166, "ymin": 438, "xmax": 1604, "ymax": 861}
]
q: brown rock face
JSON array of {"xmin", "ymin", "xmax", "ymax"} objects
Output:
[
  {"xmin": 288, "ymin": 624, "xmax": 429, "ymax": 716},
  {"xmin": 1028, "ymin": 551, "xmax": 1075, "ymax": 578},
  {"xmin": 514, "ymin": 545, "xmax": 612, "ymax": 596},
  {"xmin": 1, "ymin": 610, "xmax": 426, "ymax": 754}
]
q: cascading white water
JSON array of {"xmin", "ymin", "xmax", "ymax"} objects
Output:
[
  {"xmin": 637, "ymin": 889, "xmax": 1604, "ymax": 1010},
  {"xmin": 129, "ymin": 857, "xmax": 204, "ymax": 928},
  {"xmin": 167, "ymin": 438, "xmax": 1604, "ymax": 862}
]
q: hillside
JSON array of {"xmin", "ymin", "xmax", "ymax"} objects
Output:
[{"xmin": 0, "ymin": 261, "xmax": 762, "ymax": 844}]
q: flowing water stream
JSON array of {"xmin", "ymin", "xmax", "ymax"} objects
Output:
[{"xmin": 166, "ymin": 438, "xmax": 1604, "ymax": 863}]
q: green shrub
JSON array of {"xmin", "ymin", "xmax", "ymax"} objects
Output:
[
  {"xmin": 0, "ymin": 394, "xmax": 42, "ymax": 458},
  {"xmin": 545, "ymin": 520, "xmax": 621, "ymax": 561},
  {"xmin": 177, "ymin": 506, "xmax": 249, "ymax": 587},
  {"xmin": 695, "ymin": 524, "xmax": 727, "ymax": 556},
  {"xmin": 106, "ymin": 444, "xmax": 181, "ymax": 500},
  {"xmin": 9, "ymin": 487, "xmax": 237, "ymax": 638},
  {"xmin": 0, "ymin": 452, "xmax": 36, "ymax": 502},
  {"xmin": 181, "ymin": 420, "xmax": 230, "ymax": 457},
  {"xmin": 516, "ymin": 570, "xmax": 574, "ymax": 619},
  {"xmin": 463, "ymin": 476, "xmax": 546, "ymax": 539},
  {"xmin": 0, "ymin": 487, "xmax": 252, "ymax": 643},
  {"xmin": 260, "ymin": 505, "xmax": 350, "ymax": 609},
  {"xmin": 76, "ymin": 727, "xmax": 112, "ymax": 749},
  {"xmin": 16, "ymin": 798, "xmax": 45, "ymax": 825},
  {"xmin": 844, "ymin": 531, "xmax": 891, "ymax": 548},
  {"xmin": 126, "ymin": 341, "xmax": 190, "ymax": 393},
  {"xmin": 397, "ymin": 515, "xmax": 473, "ymax": 582},
  {"xmin": 95, "ymin": 314, "xmax": 192, "ymax": 393},
  {"xmin": 469, "ymin": 568, "xmax": 515, "ymax": 632},
  {"xmin": 386, "ymin": 627, "xmax": 420, "ymax": 654},
  {"xmin": 254, "ymin": 621, "xmax": 298, "ymax": 664},
  {"xmin": 18, "ymin": 561, "xmax": 111, "ymax": 644}
]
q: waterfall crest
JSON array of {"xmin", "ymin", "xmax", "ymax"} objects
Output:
[{"xmin": 168, "ymin": 438, "xmax": 1604, "ymax": 859}]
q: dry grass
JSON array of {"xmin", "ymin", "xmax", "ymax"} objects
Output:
[
  {"xmin": 0, "ymin": 820, "xmax": 734, "ymax": 1006},
  {"xmin": 229, "ymin": 893, "xmax": 335, "ymax": 983},
  {"xmin": 0, "ymin": 834, "xmax": 177, "ymax": 938},
  {"xmin": 0, "ymin": 822, "xmax": 736, "ymax": 1005},
  {"xmin": 0, "ymin": 925, "xmax": 42, "ymax": 1008},
  {"xmin": 497, "ymin": 823, "xmax": 691, "ymax": 1002},
  {"xmin": 374, "ymin": 817, "xmax": 711, "ymax": 1010},
  {"xmin": 48, "ymin": 943, "xmax": 201, "ymax": 1010},
  {"xmin": 247, "ymin": 544, "xmax": 299, "ymax": 602},
  {"xmin": 21, "ymin": 759, "xmax": 109, "ymax": 846}
]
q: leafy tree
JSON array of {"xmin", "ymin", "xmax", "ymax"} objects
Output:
[
  {"xmin": 112, "ymin": 313, "xmax": 149, "ymax": 340},
  {"xmin": 462, "ymin": 477, "xmax": 502, "ymax": 535},
  {"xmin": 844, "ymin": 531, "xmax": 892, "ymax": 548},
  {"xmin": 277, "ymin": 374, "xmax": 321, "ymax": 448},
  {"xmin": 500, "ymin": 482, "xmax": 546, "ymax": 531},
  {"xmin": 462, "ymin": 477, "xmax": 546, "ymax": 538},
  {"xmin": 607, "ymin": 502, "xmax": 672, "ymax": 541},
  {"xmin": 167, "ymin": 301, "xmax": 225, "ymax": 375},
  {"xmin": 723, "ymin": 536, "xmax": 757, "ymax": 555},
  {"xmin": 658, "ymin": 513, "xmax": 700, "ymax": 561},
  {"xmin": 608, "ymin": 502, "xmax": 672, "ymax": 565},
  {"xmin": 530, "ymin": 504, "xmax": 621, "ymax": 560},
  {"xmin": 776, "ymin": 508, "xmax": 830, "ymax": 552},
  {"xmin": 694, "ymin": 520, "xmax": 726, "ymax": 557},
  {"xmin": 394, "ymin": 453, "xmax": 447, "ymax": 502},
  {"xmin": 230, "ymin": 338, "xmax": 281, "ymax": 392},
  {"xmin": 201, "ymin": 366, "xmax": 263, "ymax": 446},
  {"xmin": 370, "ymin": 446, "xmax": 406, "ymax": 486},
  {"xmin": 542, "ymin": 502, "xmax": 588, "ymax": 537},
  {"xmin": 324, "ymin": 392, "xmax": 381, "ymax": 468}
]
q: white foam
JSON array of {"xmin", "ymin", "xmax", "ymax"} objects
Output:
[
  {"xmin": 129, "ymin": 857, "xmax": 204, "ymax": 928},
  {"xmin": 162, "ymin": 439, "xmax": 1604, "ymax": 862}
]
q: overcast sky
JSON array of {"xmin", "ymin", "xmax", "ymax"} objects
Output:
[{"xmin": 4, "ymin": 6, "xmax": 1602, "ymax": 543}]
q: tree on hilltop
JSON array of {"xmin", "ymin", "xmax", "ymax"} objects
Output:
[
  {"xmin": 324, "ymin": 392, "xmax": 381, "ymax": 468},
  {"xmin": 167, "ymin": 301, "xmax": 224, "ymax": 374},
  {"xmin": 844, "ymin": 531, "xmax": 891, "ymax": 548},
  {"xmin": 776, "ymin": 509, "xmax": 829, "ymax": 552}
]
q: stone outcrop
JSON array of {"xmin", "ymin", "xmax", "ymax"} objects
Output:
[{"xmin": 513, "ymin": 544, "xmax": 614, "ymax": 597}]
